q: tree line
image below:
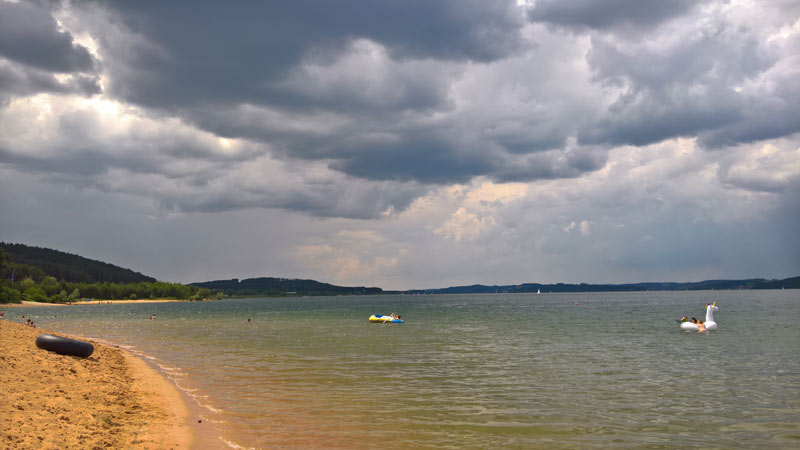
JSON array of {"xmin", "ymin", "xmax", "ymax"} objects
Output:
[{"xmin": 0, "ymin": 248, "xmax": 212, "ymax": 304}]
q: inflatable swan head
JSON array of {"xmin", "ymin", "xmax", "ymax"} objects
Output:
[{"xmin": 704, "ymin": 302, "xmax": 718, "ymax": 330}]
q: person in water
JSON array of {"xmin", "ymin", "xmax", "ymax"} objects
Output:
[{"xmin": 688, "ymin": 317, "xmax": 707, "ymax": 331}]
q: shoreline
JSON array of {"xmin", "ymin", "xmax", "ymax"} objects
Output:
[
  {"xmin": 1, "ymin": 299, "xmax": 211, "ymax": 308},
  {"xmin": 0, "ymin": 320, "xmax": 196, "ymax": 448},
  {"xmin": 119, "ymin": 344, "xmax": 228, "ymax": 450}
]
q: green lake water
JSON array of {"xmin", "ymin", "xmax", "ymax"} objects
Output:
[{"xmin": 6, "ymin": 290, "xmax": 799, "ymax": 449}]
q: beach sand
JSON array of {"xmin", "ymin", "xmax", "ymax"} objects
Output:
[
  {"xmin": 2, "ymin": 299, "xmax": 201, "ymax": 308},
  {"xmin": 73, "ymin": 299, "xmax": 198, "ymax": 305},
  {"xmin": 0, "ymin": 320, "xmax": 193, "ymax": 449},
  {"xmin": 2, "ymin": 301, "xmax": 69, "ymax": 308}
]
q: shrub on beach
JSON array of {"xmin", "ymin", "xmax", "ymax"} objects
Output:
[{"xmin": 0, "ymin": 286, "xmax": 22, "ymax": 304}]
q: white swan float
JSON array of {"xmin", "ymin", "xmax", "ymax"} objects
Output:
[{"xmin": 678, "ymin": 303, "xmax": 718, "ymax": 331}]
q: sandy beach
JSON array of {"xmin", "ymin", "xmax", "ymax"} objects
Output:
[
  {"xmin": 1, "ymin": 299, "xmax": 196, "ymax": 308},
  {"xmin": 0, "ymin": 320, "xmax": 193, "ymax": 449}
]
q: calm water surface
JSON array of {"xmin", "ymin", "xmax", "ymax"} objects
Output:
[{"xmin": 7, "ymin": 290, "xmax": 800, "ymax": 449}]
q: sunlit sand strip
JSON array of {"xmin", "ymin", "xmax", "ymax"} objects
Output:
[
  {"xmin": 0, "ymin": 320, "xmax": 194, "ymax": 448},
  {"xmin": 8, "ymin": 322, "xmax": 230, "ymax": 449}
]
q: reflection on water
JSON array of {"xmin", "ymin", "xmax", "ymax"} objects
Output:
[{"xmin": 8, "ymin": 290, "xmax": 800, "ymax": 449}]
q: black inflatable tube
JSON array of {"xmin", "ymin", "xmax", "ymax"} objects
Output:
[{"xmin": 35, "ymin": 334, "xmax": 94, "ymax": 358}]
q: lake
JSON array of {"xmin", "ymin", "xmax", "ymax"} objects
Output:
[{"xmin": 6, "ymin": 290, "xmax": 799, "ymax": 449}]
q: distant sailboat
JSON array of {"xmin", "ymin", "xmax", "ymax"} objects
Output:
[{"xmin": 537, "ymin": 288, "xmax": 541, "ymax": 294}]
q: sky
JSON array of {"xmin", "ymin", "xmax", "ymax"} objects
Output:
[{"xmin": 1, "ymin": 0, "xmax": 798, "ymax": 290}]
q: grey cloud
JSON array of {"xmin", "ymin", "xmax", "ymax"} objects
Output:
[
  {"xmin": 579, "ymin": 17, "xmax": 798, "ymax": 148},
  {"xmin": 329, "ymin": 135, "xmax": 486, "ymax": 184},
  {"xmin": 722, "ymin": 170, "xmax": 795, "ymax": 194},
  {"xmin": 699, "ymin": 41, "xmax": 800, "ymax": 147},
  {"xmin": 0, "ymin": 139, "xmax": 424, "ymax": 220},
  {"xmin": 64, "ymin": 1, "xmax": 614, "ymax": 191},
  {"xmin": 488, "ymin": 142, "xmax": 800, "ymax": 283},
  {"xmin": 157, "ymin": 177, "xmax": 425, "ymax": 220},
  {"xmin": 4, "ymin": 0, "xmax": 798, "ymax": 222},
  {"xmin": 0, "ymin": 98, "xmax": 426, "ymax": 220},
  {"xmin": 492, "ymin": 131, "xmax": 566, "ymax": 155},
  {"xmin": 0, "ymin": 106, "xmax": 253, "ymax": 181},
  {"xmin": 609, "ymin": 191, "xmax": 800, "ymax": 278},
  {"xmin": 0, "ymin": 1, "xmax": 100, "ymax": 101},
  {"xmin": 89, "ymin": 0, "xmax": 523, "ymax": 111},
  {"xmin": 578, "ymin": 86, "xmax": 743, "ymax": 147},
  {"xmin": 329, "ymin": 131, "xmax": 606, "ymax": 185},
  {"xmin": 0, "ymin": 1, "xmax": 96, "ymax": 73},
  {"xmin": 275, "ymin": 40, "xmax": 458, "ymax": 114},
  {"xmin": 717, "ymin": 138, "xmax": 800, "ymax": 194},
  {"xmin": 527, "ymin": 0, "xmax": 703, "ymax": 32},
  {"xmin": 0, "ymin": 60, "xmax": 100, "ymax": 99},
  {"xmin": 184, "ymin": 102, "xmax": 590, "ymax": 185},
  {"xmin": 698, "ymin": 98, "xmax": 800, "ymax": 148},
  {"xmin": 0, "ymin": 144, "xmax": 156, "ymax": 181},
  {"xmin": 588, "ymin": 28, "xmax": 776, "ymax": 90},
  {"xmin": 2, "ymin": 1, "xmax": 799, "ymax": 288},
  {"xmin": 490, "ymin": 146, "xmax": 608, "ymax": 182}
]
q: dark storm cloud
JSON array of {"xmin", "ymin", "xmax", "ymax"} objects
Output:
[
  {"xmin": 0, "ymin": 1, "xmax": 95, "ymax": 73},
  {"xmin": 93, "ymin": 0, "xmax": 524, "ymax": 110},
  {"xmin": 59, "ymin": 0, "xmax": 588, "ymax": 192},
  {"xmin": 527, "ymin": 0, "xmax": 703, "ymax": 32},
  {"xmin": 329, "ymin": 135, "xmax": 486, "ymax": 184},
  {"xmin": 0, "ymin": 0, "xmax": 99, "ymax": 101}
]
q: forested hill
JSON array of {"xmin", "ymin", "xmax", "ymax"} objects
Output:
[
  {"xmin": 405, "ymin": 276, "xmax": 800, "ymax": 294},
  {"xmin": 0, "ymin": 242, "xmax": 156, "ymax": 284},
  {"xmin": 191, "ymin": 277, "xmax": 384, "ymax": 297}
]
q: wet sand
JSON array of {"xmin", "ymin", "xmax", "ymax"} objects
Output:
[{"xmin": 0, "ymin": 320, "xmax": 193, "ymax": 449}]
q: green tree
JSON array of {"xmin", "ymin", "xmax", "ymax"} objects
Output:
[
  {"xmin": 0, "ymin": 248, "xmax": 8, "ymax": 284},
  {"xmin": 1, "ymin": 286, "xmax": 22, "ymax": 303},
  {"xmin": 18, "ymin": 277, "xmax": 35, "ymax": 291},
  {"xmin": 24, "ymin": 286, "xmax": 47, "ymax": 302},
  {"xmin": 41, "ymin": 276, "xmax": 60, "ymax": 297}
]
